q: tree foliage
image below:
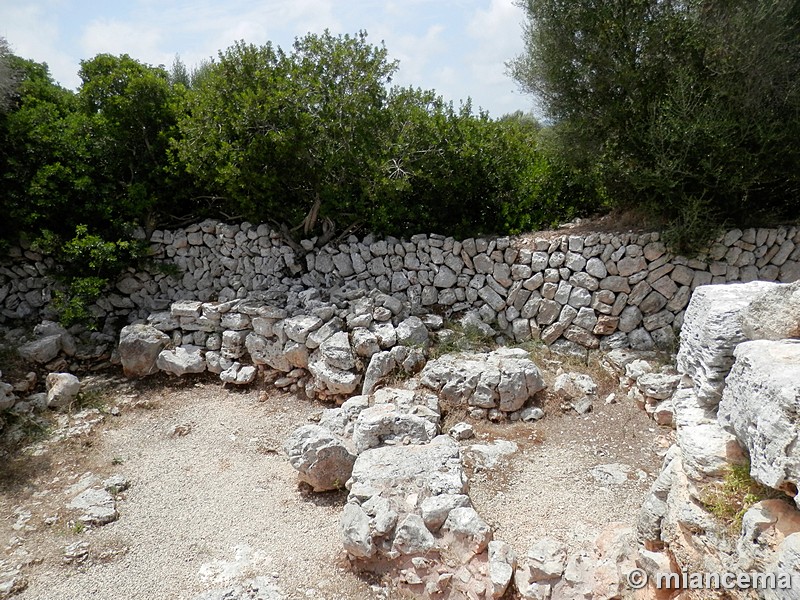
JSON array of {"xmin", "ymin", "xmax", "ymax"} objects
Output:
[
  {"xmin": 510, "ymin": 0, "xmax": 800, "ymax": 249},
  {"xmin": 176, "ymin": 30, "xmax": 591, "ymax": 238}
]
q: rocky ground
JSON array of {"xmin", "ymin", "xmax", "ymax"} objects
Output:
[{"xmin": 0, "ymin": 355, "xmax": 667, "ymax": 600}]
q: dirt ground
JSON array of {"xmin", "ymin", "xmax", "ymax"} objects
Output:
[{"xmin": 0, "ymin": 359, "xmax": 669, "ymax": 600}]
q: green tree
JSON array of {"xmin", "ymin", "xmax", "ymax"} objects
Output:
[
  {"xmin": 1, "ymin": 57, "xmax": 93, "ymax": 241},
  {"xmin": 0, "ymin": 37, "xmax": 17, "ymax": 112},
  {"xmin": 78, "ymin": 53, "xmax": 194, "ymax": 231},
  {"xmin": 176, "ymin": 30, "xmax": 396, "ymax": 239},
  {"xmin": 510, "ymin": 0, "xmax": 800, "ymax": 249}
]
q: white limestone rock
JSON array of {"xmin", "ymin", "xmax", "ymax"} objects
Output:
[
  {"xmin": 395, "ymin": 316, "xmax": 429, "ymax": 346},
  {"xmin": 283, "ymin": 315, "xmax": 323, "ymax": 344},
  {"xmin": 18, "ymin": 334, "xmax": 62, "ymax": 364},
  {"xmin": 351, "ymin": 403, "xmax": 438, "ymax": 454},
  {"xmin": 156, "ymin": 345, "xmax": 206, "ymax": 376},
  {"xmin": 67, "ymin": 486, "xmax": 117, "ymax": 525},
  {"xmin": 719, "ymin": 340, "xmax": 800, "ymax": 504},
  {"xmin": 739, "ymin": 280, "xmax": 800, "ymax": 341},
  {"xmin": 283, "ymin": 424, "xmax": 356, "ymax": 492},
  {"xmin": 307, "ymin": 349, "xmax": 361, "ymax": 396},
  {"xmin": 45, "ymin": 373, "xmax": 81, "ymax": 408},
  {"xmin": 636, "ymin": 372, "xmax": 681, "ymax": 400},
  {"xmin": 319, "ymin": 331, "xmax": 356, "ymax": 370},
  {"xmin": 676, "ymin": 282, "xmax": 777, "ymax": 406},
  {"xmin": 361, "ymin": 351, "xmax": 395, "ymax": 396},
  {"xmin": 220, "ymin": 362, "xmax": 257, "ymax": 385},
  {"xmin": 440, "ymin": 507, "xmax": 493, "ymax": 559},
  {"xmin": 420, "ymin": 494, "xmax": 471, "ymax": 532},
  {"xmin": 347, "ymin": 435, "xmax": 467, "ymax": 503},
  {"xmin": 488, "ymin": 540, "xmax": 516, "ymax": 599},
  {"xmin": 118, "ymin": 324, "xmax": 171, "ymax": 378},
  {"xmin": 420, "ymin": 348, "xmax": 545, "ymax": 413},
  {"xmin": 392, "ymin": 514, "xmax": 435, "ymax": 555},
  {"xmin": 245, "ymin": 334, "xmax": 291, "ymax": 372},
  {"xmin": 673, "ymin": 387, "xmax": 746, "ymax": 481},
  {"xmin": 553, "ymin": 372, "xmax": 597, "ymax": 399},
  {"xmin": 340, "ymin": 502, "xmax": 375, "ymax": 558}
]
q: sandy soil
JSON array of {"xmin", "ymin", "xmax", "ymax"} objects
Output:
[{"xmin": 0, "ymin": 364, "xmax": 669, "ymax": 600}]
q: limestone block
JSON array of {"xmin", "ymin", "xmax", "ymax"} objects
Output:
[
  {"xmin": 45, "ymin": 372, "xmax": 81, "ymax": 408},
  {"xmin": 118, "ymin": 324, "xmax": 170, "ymax": 378},
  {"xmin": 284, "ymin": 425, "xmax": 355, "ymax": 492},
  {"xmin": 677, "ymin": 282, "xmax": 777, "ymax": 406},
  {"xmin": 739, "ymin": 280, "xmax": 800, "ymax": 341},
  {"xmin": 719, "ymin": 340, "xmax": 800, "ymax": 505},
  {"xmin": 156, "ymin": 345, "xmax": 206, "ymax": 376}
]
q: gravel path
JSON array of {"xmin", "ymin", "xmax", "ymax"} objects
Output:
[{"xmin": 2, "ymin": 379, "xmax": 375, "ymax": 600}]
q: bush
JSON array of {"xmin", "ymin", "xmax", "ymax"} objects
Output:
[{"xmin": 36, "ymin": 226, "xmax": 147, "ymax": 327}]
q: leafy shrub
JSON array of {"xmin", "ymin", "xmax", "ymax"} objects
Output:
[{"xmin": 36, "ymin": 226, "xmax": 147, "ymax": 327}]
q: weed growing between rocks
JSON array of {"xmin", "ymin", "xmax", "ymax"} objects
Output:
[
  {"xmin": 427, "ymin": 322, "xmax": 497, "ymax": 360},
  {"xmin": 702, "ymin": 462, "xmax": 784, "ymax": 535}
]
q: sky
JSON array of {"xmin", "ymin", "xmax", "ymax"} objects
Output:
[{"xmin": 0, "ymin": 0, "xmax": 536, "ymax": 118}]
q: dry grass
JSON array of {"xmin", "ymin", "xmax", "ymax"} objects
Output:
[{"xmin": 701, "ymin": 462, "xmax": 784, "ymax": 535}]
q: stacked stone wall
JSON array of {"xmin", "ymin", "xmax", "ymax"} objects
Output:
[{"xmin": 2, "ymin": 221, "xmax": 800, "ymax": 351}]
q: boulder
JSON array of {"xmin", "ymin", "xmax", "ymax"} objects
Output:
[
  {"xmin": 488, "ymin": 540, "xmax": 516, "ymax": 599},
  {"xmin": 283, "ymin": 315, "xmax": 323, "ymax": 344},
  {"xmin": 283, "ymin": 425, "xmax": 356, "ymax": 492},
  {"xmin": 719, "ymin": 340, "xmax": 800, "ymax": 504},
  {"xmin": 361, "ymin": 352, "xmax": 396, "ymax": 396},
  {"xmin": 0, "ymin": 381, "xmax": 16, "ymax": 411},
  {"xmin": 737, "ymin": 499, "xmax": 800, "ymax": 573},
  {"xmin": 673, "ymin": 387, "xmax": 746, "ymax": 481},
  {"xmin": 156, "ymin": 345, "xmax": 206, "ymax": 376},
  {"xmin": 191, "ymin": 577, "xmax": 283, "ymax": 600},
  {"xmin": 245, "ymin": 334, "xmax": 291, "ymax": 372},
  {"xmin": 392, "ymin": 514, "xmax": 436, "ymax": 555},
  {"xmin": 340, "ymin": 502, "xmax": 375, "ymax": 559},
  {"xmin": 420, "ymin": 348, "xmax": 545, "ymax": 413},
  {"xmin": 67, "ymin": 486, "xmax": 117, "ymax": 525},
  {"xmin": 636, "ymin": 372, "xmax": 680, "ymax": 400},
  {"xmin": 347, "ymin": 435, "xmax": 467, "ymax": 504},
  {"xmin": 395, "ymin": 316, "xmax": 429, "ymax": 346},
  {"xmin": 307, "ymin": 350, "xmax": 361, "ymax": 397},
  {"xmin": 45, "ymin": 372, "xmax": 81, "ymax": 408},
  {"xmin": 440, "ymin": 506, "xmax": 493, "ymax": 559},
  {"xmin": 220, "ymin": 362, "xmax": 257, "ymax": 385},
  {"xmin": 118, "ymin": 324, "xmax": 170, "ymax": 378},
  {"xmin": 420, "ymin": 494, "xmax": 472, "ymax": 532},
  {"xmin": 18, "ymin": 334, "xmax": 61, "ymax": 364},
  {"xmin": 352, "ymin": 403, "xmax": 438, "ymax": 454},
  {"xmin": 319, "ymin": 331, "xmax": 356, "ymax": 371},
  {"xmin": 676, "ymin": 282, "xmax": 777, "ymax": 406},
  {"xmin": 553, "ymin": 372, "xmax": 597, "ymax": 399},
  {"xmin": 739, "ymin": 280, "xmax": 800, "ymax": 341}
]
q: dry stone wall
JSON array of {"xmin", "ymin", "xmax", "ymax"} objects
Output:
[{"xmin": 3, "ymin": 220, "xmax": 800, "ymax": 353}]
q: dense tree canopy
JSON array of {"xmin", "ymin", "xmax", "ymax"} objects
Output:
[{"xmin": 510, "ymin": 0, "xmax": 800, "ymax": 248}]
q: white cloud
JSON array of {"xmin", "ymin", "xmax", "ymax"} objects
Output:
[
  {"xmin": 80, "ymin": 18, "xmax": 168, "ymax": 66},
  {"xmin": 465, "ymin": 0, "xmax": 528, "ymax": 115},
  {"xmin": 0, "ymin": 1, "xmax": 79, "ymax": 87},
  {"xmin": 1, "ymin": 0, "xmax": 532, "ymax": 115},
  {"xmin": 372, "ymin": 23, "xmax": 447, "ymax": 88}
]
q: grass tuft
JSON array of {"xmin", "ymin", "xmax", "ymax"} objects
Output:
[{"xmin": 702, "ymin": 462, "xmax": 783, "ymax": 534}]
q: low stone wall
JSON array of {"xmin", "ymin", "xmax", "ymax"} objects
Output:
[{"xmin": 2, "ymin": 221, "xmax": 800, "ymax": 353}]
